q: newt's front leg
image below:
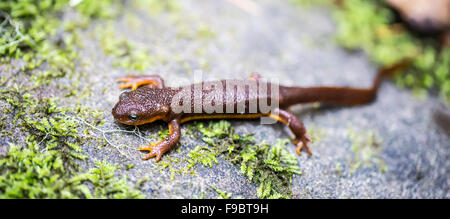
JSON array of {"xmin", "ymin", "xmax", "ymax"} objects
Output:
[
  {"xmin": 117, "ymin": 75, "xmax": 165, "ymax": 90},
  {"xmin": 138, "ymin": 118, "xmax": 181, "ymax": 162}
]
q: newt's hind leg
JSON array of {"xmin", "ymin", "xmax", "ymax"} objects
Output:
[
  {"xmin": 269, "ymin": 109, "xmax": 312, "ymax": 156},
  {"xmin": 117, "ymin": 75, "xmax": 165, "ymax": 90}
]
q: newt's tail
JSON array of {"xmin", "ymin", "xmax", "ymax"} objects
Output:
[{"xmin": 280, "ymin": 59, "xmax": 412, "ymax": 107}]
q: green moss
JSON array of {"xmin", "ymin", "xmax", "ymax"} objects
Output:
[
  {"xmin": 152, "ymin": 120, "xmax": 302, "ymax": 198},
  {"xmin": 0, "ymin": 0, "xmax": 146, "ymax": 199},
  {"xmin": 0, "ymin": 11, "xmax": 28, "ymax": 56},
  {"xmin": 156, "ymin": 155, "xmax": 184, "ymax": 180},
  {"xmin": 76, "ymin": 160, "xmax": 145, "ymax": 199},
  {"xmin": 0, "ymin": 80, "xmax": 145, "ymax": 198},
  {"xmin": 24, "ymin": 115, "xmax": 87, "ymax": 160},
  {"xmin": 0, "ymin": 137, "xmax": 89, "ymax": 199},
  {"xmin": 0, "ymin": 138, "xmax": 144, "ymax": 198},
  {"xmin": 0, "ymin": 0, "xmax": 69, "ymax": 59},
  {"xmin": 97, "ymin": 24, "xmax": 167, "ymax": 72},
  {"xmin": 175, "ymin": 21, "xmax": 217, "ymax": 40},
  {"xmin": 157, "ymin": 126, "xmax": 171, "ymax": 139},
  {"xmin": 0, "ymin": 1, "xmax": 82, "ymax": 92},
  {"xmin": 185, "ymin": 146, "xmax": 219, "ymax": 171},
  {"xmin": 0, "ymin": 0, "xmax": 124, "ymax": 80},
  {"xmin": 347, "ymin": 127, "xmax": 386, "ymax": 174},
  {"xmin": 126, "ymin": 163, "xmax": 134, "ymax": 170},
  {"xmin": 0, "ymin": 95, "xmax": 144, "ymax": 198},
  {"xmin": 290, "ymin": 0, "xmax": 450, "ymax": 103},
  {"xmin": 130, "ymin": 0, "xmax": 180, "ymax": 16},
  {"xmin": 74, "ymin": 0, "xmax": 122, "ymax": 19},
  {"xmin": 210, "ymin": 185, "xmax": 233, "ymax": 199},
  {"xmin": 190, "ymin": 121, "xmax": 302, "ymax": 199}
]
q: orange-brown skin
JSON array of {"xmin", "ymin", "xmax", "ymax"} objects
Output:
[{"xmin": 112, "ymin": 61, "xmax": 410, "ymax": 161}]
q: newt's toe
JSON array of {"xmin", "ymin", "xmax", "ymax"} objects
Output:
[
  {"xmin": 295, "ymin": 134, "xmax": 313, "ymax": 156},
  {"xmin": 116, "ymin": 77, "xmax": 132, "ymax": 82},
  {"xmin": 138, "ymin": 142, "xmax": 157, "ymax": 151},
  {"xmin": 142, "ymin": 151, "xmax": 156, "ymax": 159},
  {"xmin": 117, "ymin": 75, "xmax": 160, "ymax": 90},
  {"xmin": 139, "ymin": 143, "xmax": 163, "ymax": 162},
  {"xmin": 142, "ymin": 149, "xmax": 163, "ymax": 162},
  {"xmin": 119, "ymin": 83, "xmax": 138, "ymax": 90}
]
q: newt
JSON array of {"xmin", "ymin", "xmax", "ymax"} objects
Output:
[{"xmin": 112, "ymin": 61, "xmax": 410, "ymax": 161}]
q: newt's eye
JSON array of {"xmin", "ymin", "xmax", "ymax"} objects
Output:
[{"xmin": 129, "ymin": 114, "xmax": 138, "ymax": 121}]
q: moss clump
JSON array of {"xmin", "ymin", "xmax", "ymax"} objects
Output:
[
  {"xmin": 290, "ymin": 0, "xmax": 450, "ymax": 103},
  {"xmin": 0, "ymin": 137, "xmax": 89, "ymax": 199},
  {"xmin": 74, "ymin": 0, "xmax": 122, "ymax": 19},
  {"xmin": 0, "ymin": 82, "xmax": 85, "ymax": 162},
  {"xmin": 185, "ymin": 146, "xmax": 218, "ymax": 170},
  {"xmin": 24, "ymin": 113, "xmax": 89, "ymax": 159},
  {"xmin": 0, "ymin": 0, "xmax": 71, "ymax": 60},
  {"xmin": 74, "ymin": 160, "xmax": 145, "ymax": 199},
  {"xmin": 190, "ymin": 120, "xmax": 301, "ymax": 199},
  {"xmin": 0, "ymin": 10, "xmax": 27, "ymax": 56},
  {"xmin": 0, "ymin": 137, "xmax": 144, "ymax": 199}
]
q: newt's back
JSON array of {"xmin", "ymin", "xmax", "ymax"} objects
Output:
[{"xmin": 172, "ymin": 79, "xmax": 281, "ymax": 115}]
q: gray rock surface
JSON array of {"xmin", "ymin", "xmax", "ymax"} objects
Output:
[
  {"xmin": 90, "ymin": 0, "xmax": 449, "ymax": 198},
  {"xmin": 5, "ymin": 0, "xmax": 450, "ymax": 198}
]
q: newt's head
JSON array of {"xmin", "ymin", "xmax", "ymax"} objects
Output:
[{"xmin": 112, "ymin": 87, "xmax": 170, "ymax": 125}]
